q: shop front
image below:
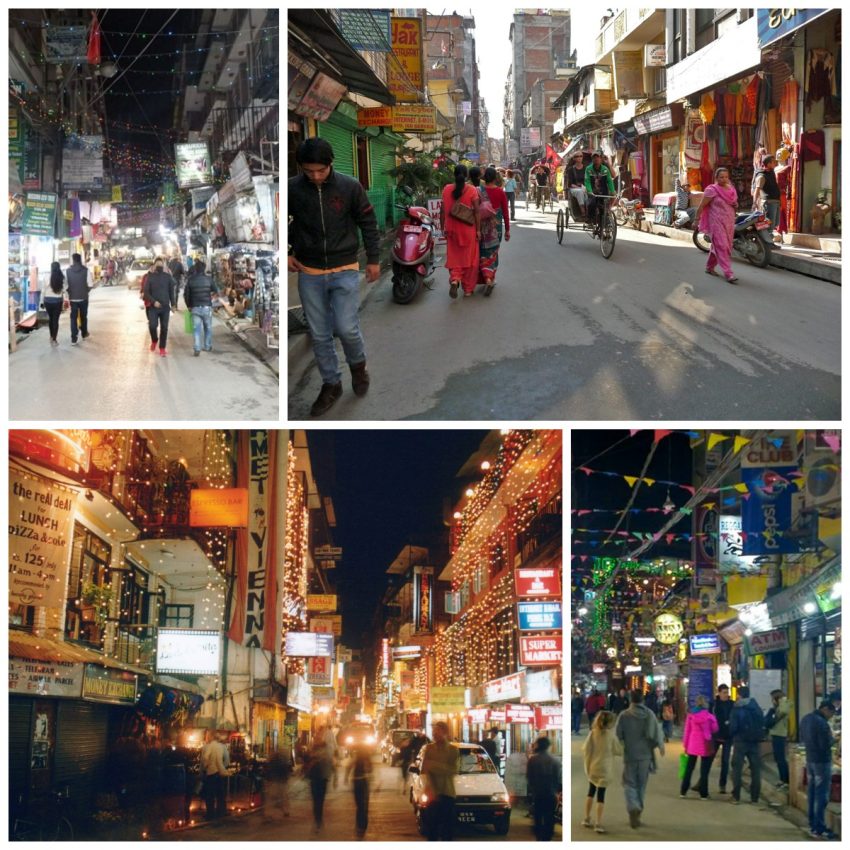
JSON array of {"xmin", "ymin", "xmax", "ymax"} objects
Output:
[{"xmin": 633, "ymin": 103, "xmax": 685, "ymax": 198}]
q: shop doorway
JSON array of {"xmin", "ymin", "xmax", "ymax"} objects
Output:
[{"xmin": 651, "ymin": 131, "xmax": 680, "ymax": 196}]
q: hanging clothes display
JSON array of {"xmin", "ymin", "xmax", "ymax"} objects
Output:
[
  {"xmin": 805, "ymin": 49, "xmax": 836, "ymax": 109},
  {"xmin": 780, "ymin": 79, "xmax": 799, "ymax": 144},
  {"xmin": 800, "ymin": 129, "xmax": 826, "ymax": 165},
  {"xmin": 699, "ymin": 93, "xmax": 716, "ymax": 124}
]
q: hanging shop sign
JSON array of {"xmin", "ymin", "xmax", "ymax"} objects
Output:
[
  {"xmin": 633, "ymin": 103, "xmax": 684, "ymax": 135},
  {"xmin": 285, "ymin": 632, "xmax": 334, "ymax": 658},
  {"xmin": 741, "ymin": 433, "xmax": 796, "ymax": 468},
  {"xmin": 174, "ymin": 142, "xmax": 213, "ymax": 189},
  {"xmin": 489, "ymin": 708, "xmax": 506, "ymax": 723},
  {"xmin": 286, "ymin": 673, "xmax": 313, "ymax": 713},
  {"xmin": 694, "ymin": 504, "xmax": 718, "ymax": 569},
  {"xmin": 718, "ymin": 515, "xmax": 759, "ymax": 573},
  {"xmin": 766, "ymin": 558, "xmax": 841, "ymax": 626},
  {"xmin": 484, "ymin": 672, "xmax": 524, "ymax": 703},
  {"xmin": 430, "ymin": 685, "xmax": 466, "ymax": 714},
  {"xmin": 391, "ymin": 105, "xmax": 437, "ymax": 134},
  {"xmin": 314, "ymin": 545, "xmax": 343, "ymax": 559},
  {"xmin": 21, "ymin": 191, "xmax": 58, "ymax": 237},
  {"xmin": 520, "ymin": 127, "xmax": 541, "ymax": 153},
  {"xmin": 413, "ymin": 566, "xmax": 434, "ymax": 632},
  {"xmin": 298, "ymin": 71, "xmax": 347, "ymax": 122},
  {"xmin": 310, "ymin": 615, "xmax": 342, "ymax": 638},
  {"xmin": 392, "ymin": 645, "xmax": 422, "ymax": 660},
  {"xmin": 334, "ymin": 10, "xmax": 392, "ymax": 52},
  {"xmin": 357, "ymin": 106, "xmax": 394, "ymax": 127},
  {"xmin": 468, "ymin": 707, "xmax": 490, "ymax": 724},
  {"xmin": 82, "ymin": 664, "xmax": 138, "ymax": 705},
  {"xmin": 592, "ymin": 664, "xmax": 607, "ymax": 674},
  {"xmin": 536, "ymin": 704, "xmax": 563, "ymax": 729},
  {"xmin": 44, "ymin": 25, "xmax": 88, "ymax": 64},
  {"xmin": 518, "ymin": 634, "xmax": 563, "ymax": 666},
  {"xmin": 62, "ymin": 135, "xmax": 104, "ymax": 189},
  {"xmin": 718, "ymin": 618, "xmax": 747, "ymax": 646},
  {"xmin": 757, "ymin": 8, "xmax": 831, "ymax": 49},
  {"xmin": 613, "ymin": 50, "xmax": 645, "ymax": 99},
  {"xmin": 9, "ymin": 468, "xmax": 76, "ymax": 609},
  {"xmin": 9, "ymin": 657, "xmax": 84, "ymax": 698},
  {"xmin": 744, "ymin": 627, "xmax": 789, "ymax": 656},
  {"xmin": 653, "ymin": 613, "xmax": 684, "ymax": 644},
  {"xmin": 741, "ymin": 467, "xmax": 799, "ymax": 555},
  {"xmin": 506, "ymin": 703, "xmax": 535, "ymax": 724},
  {"xmin": 644, "ymin": 44, "xmax": 666, "ymax": 67},
  {"xmin": 189, "ymin": 488, "xmax": 249, "ymax": 528},
  {"xmin": 652, "ymin": 647, "xmax": 678, "ymax": 666},
  {"xmin": 523, "ymin": 669, "xmax": 560, "ymax": 703},
  {"xmin": 306, "ymin": 655, "xmax": 333, "ymax": 686},
  {"xmin": 515, "ymin": 565, "xmax": 561, "ymax": 598},
  {"xmin": 307, "ymin": 594, "xmax": 338, "ymax": 612},
  {"xmin": 387, "ymin": 17, "xmax": 424, "ymax": 102},
  {"xmin": 517, "ymin": 600, "xmax": 562, "ymax": 631},
  {"xmin": 156, "ymin": 629, "xmax": 221, "ymax": 676},
  {"xmin": 688, "ymin": 633, "xmax": 721, "ymax": 656}
]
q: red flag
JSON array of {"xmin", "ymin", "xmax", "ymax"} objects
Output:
[
  {"xmin": 87, "ymin": 13, "xmax": 101, "ymax": 65},
  {"xmin": 545, "ymin": 144, "xmax": 562, "ymax": 167}
]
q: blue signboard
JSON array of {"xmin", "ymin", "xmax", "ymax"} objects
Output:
[
  {"xmin": 757, "ymin": 9, "xmax": 830, "ymax": 49},
  {"xmin": 741, "ymin": 467, "xmax": 799, "ymax": 555},
  {"xmin": 689, "ymin": 633, "xmax": 721, "ymax": 656},
  {"xmin": 687, "ymin": 660, "xmax": 714, "ymax": 711},
  {"xmin": 517, "ymin": 601, "xmax": 562, "ymax": 631}
]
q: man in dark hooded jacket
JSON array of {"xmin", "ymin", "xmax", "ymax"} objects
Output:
[
  {"xmin": 184, "ymin": 260, "xmax": 219, "ymax": 355},
  {"xmin": 142, "ymin": 257, "xmax": 176, "ymax": 356}
]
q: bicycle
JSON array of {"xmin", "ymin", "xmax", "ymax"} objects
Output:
[
  {"xmin": 12, "ymin": 790, "xmax": 74, "ymax": 841},
  {"xmin": 554, "ymin": 191, "xmax": 618, "ymax": 259}
]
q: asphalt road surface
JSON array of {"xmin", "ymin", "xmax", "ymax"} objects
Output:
[
  {"xmin": 11, "ymin": 285, "xmax": 279, "ymax": 421},
  {"xmin": 288, "ymin": 201, "xmax": 840, "ymax": 420}
]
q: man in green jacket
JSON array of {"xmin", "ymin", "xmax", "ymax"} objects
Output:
[
  {"xmin": 769, "ymin": 689, "xmax": 792, "ymax": 789},
  {"xmin": 584, "ymin": 151, "xmax": 616, "ymax": 237},
  {"xmin": 421, "ymin": 721, "xmax": 459, "ymax": 840}
]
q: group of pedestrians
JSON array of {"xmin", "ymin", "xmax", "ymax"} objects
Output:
[{"xmin": 40, "ymin": 253, "xmax": 94, "ymax": 346}]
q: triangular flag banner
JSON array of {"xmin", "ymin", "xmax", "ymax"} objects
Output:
[
  {"xmin": 823, "ymin": 433, "xmax": 841, "ymax": 453},
  {"xmin": 733, "ymin": 436, "xmax": 751, "ymax": 453},
  {"xmin": 654, "ymin": 429, "xmax": 673, "ymax": 444},
  {"xmin": 643, "ymin": 478, "xmax": 655, "ymax": 487},
  {"xmin": 630, "ymin": 429, "xmax": 641, "ymax": 437},
  {"xmin": 769, "ymin": 438, "xmax": 785, "ymax": 449},
  {"xmin": 733, "ymin": 482, "xmax": 750, "ymax": 493},
  {"xmin": 708, "ymin": 433, "xmax": 729, "ymax": 452},
  {"xmin": 623, "ymin": 475, "xmax": 639, "ymax": 487}
]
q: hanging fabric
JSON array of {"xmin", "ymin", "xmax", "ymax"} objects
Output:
[
  {"xmin": 780, "ymin": 79, "xmax": 799, "ymax": 144},
  {"xmin": 805, "ymin": 49, "xmax": 836, "ymax": 109},
  {"xmin": 699, "ymin": 93, "xmax": 716, "ymax": 124}
]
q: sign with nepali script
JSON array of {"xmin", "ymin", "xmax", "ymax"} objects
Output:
[{"xmin": 9, "ymin": 469, "xmax": 76, "ymax": 609}]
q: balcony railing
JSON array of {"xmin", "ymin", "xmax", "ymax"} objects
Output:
[
  {"xmin": 209, "ymin": 101, "xmax": 279, "ymax": 165},
  {"xmin": 516, "ymin": 493, "xmax": 562, "ymax": 565}
]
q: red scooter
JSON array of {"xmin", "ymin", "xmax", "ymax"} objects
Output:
[{"xmin": 391, "ymin": 187, "xmax": 435, "ymax": 304}]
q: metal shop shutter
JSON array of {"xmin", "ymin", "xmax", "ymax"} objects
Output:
[
  {"xmin": 54, "ymin": 701, "xmax": 110, "ymax": 813},
  {"xmin": 9, "ymin": 697, "xmax": 32, "ymax": 799},
  {"xmin": 318, "ymin": 122, "xmax": 355, "ymax": 178}
]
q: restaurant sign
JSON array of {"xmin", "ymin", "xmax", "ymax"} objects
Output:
[
  {"xmin": 82, "ymin": 664, "xmax": 138, "ymax": 705},
  {"xmin": 189, "ymin": 488, "xmax": 248, "ymax": 527},
  {"xmin": 536, "ymin": 704, "xmax": 563, "ymax": 729},
  {"xmin": 515, "ymin": 565, "xmax": 561, "ymax": 598}
]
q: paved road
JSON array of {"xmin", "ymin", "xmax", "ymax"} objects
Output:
[
  {"xmin": 569, "ymin": 732, "xmax": 810, "ymax": 841},
  {"xmin": 288, "ymin": 202, "xmax": 840, "ymax": 420},
  {"xmin": 174, "ymin": 759, "xmax": 550, "ymax": 841},
  {"xmin": 11, "ymin": 285, "xmax": 279, "ymax": 421}
]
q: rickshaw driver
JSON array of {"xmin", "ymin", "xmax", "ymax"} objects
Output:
[
  {"xmin": 533, "ymin": 162, "xmax": 551, "ymax": 208},
  {"xmin": 584, "ymin": 151, "xmax": 616, "ymax": 236}
]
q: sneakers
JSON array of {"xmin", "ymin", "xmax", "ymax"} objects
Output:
[
  {"xmin": 194, "ymin": 350, "xmax": 200, "ymax": 357},
  {"xmin": 628, "ymin": 809, "xmax": 641, "ymax": 829},
  {"xmin": 310, "ymin": 382, "xmax": 343, "ymax": 417},
  {"xmin": 81, "ymin": 332, "xmax": 90, "ymax": 339},
  {"xmin": 580, "ymin": 819, "xmax": 592, "ymax": 829},
  {"xmin": 594, "ymin": 825, "xmax": 606, "ymax": 833},
  {"xmin": 150, "ymin": 341, "xmax": 157, "ymax": 351},
  {"xmin": 809, "ymin": 830, "xmax": 837, "ymax": 841},
  {"xmin": 159, "ymin": 348, "xmax": 167, "ymax": 357},
  {"xmin": 349, "ymin": 361, "xmax": 370, "ymax": 397},
  {"xmin": 71, "ymin": 339, "xmax": 78, "ymax": 346}
]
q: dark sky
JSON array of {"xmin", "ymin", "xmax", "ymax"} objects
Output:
[{"xmin": 306, "ymin": 430, "xmax": 488, "ymax": 651}]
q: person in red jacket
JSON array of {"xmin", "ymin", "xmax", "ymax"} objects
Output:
[{"xmin": 585, "ymin": 689, "xmax": 607, "ymax": 729}]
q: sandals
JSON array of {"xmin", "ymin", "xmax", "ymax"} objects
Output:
[
  {"xmin": 484, "ymin": 283, "xmax": 495, "ymax": 297},
  {"xmin": 726, "ymin": 276, "xmax": 739, "ymax": 284},
  {"xmin": 705, "ymin": 268, "xmax": 719, "ymax": 277},
  {"xmin": 449, "ymin": 281, "xmax": 459, "ymax": 299}
]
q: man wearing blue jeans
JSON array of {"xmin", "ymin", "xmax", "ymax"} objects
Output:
[
  {"xmin": 799, "ymin": 700, "xmax": 837, "ymax": 840},
  {"xmin": 183, "ymin": 259, "xmax": 219, "ymax": 355},
  {"xmin": 289, "ymin": 137, "xmax": 380, "ymax": 417}
]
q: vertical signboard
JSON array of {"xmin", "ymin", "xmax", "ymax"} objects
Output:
[
  {"xmin": 387, "ymin": 17, "xmax": 423, "ymax": 102},
  {"xmin": 413, "ymin": 566, "xmax": 433, "ymax": 632}
]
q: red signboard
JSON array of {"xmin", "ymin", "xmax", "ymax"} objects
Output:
[
  {"xmin": 506, "ymin": 703, "xmax": 535, "ymax": 724},
  {"xmin": 515, "ymin": 565, "xmax": 561, "ymax": 598},
  {"xmin": 519, "ymin": 634, "xmax": 563, "ymax": 666},
  {"xmin": 489, "ymin": 708, "xmax": 506, "ymax": 723},
  {"xmin": 535, "ymin": 704, "xmax": 563, "ymax": 729},
  {"xmin": 468, "ymin": 707, "xmax": 490, "ymax": 724}
]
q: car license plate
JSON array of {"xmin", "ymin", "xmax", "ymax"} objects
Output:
[
  {"xmin": 457, "ymin": 811, "xmax": 476, "ymax": 823},
  {"xmin": 755, "ymin": 221, "xmax": 771, "ymax": 230},
  {"xmin": 403, "ymin": 225, "xmax": 422, "ymax": 233}
]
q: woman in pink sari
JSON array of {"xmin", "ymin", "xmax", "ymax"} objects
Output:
[
  {"xmin": 440, "ymin": 164, "xmax": 480, "ymax": 298},
  {"xmin": 697, "ymin": 167, "xmax": 739, "ymax": 283}
]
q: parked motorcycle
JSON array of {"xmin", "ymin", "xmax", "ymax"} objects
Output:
[
  {"xmin": 692, "ymin": 209, "xmax": 773, "ymax": 268},
  {"xmin": 613, "ymin": 196, "xmax": 645, "ymax": 230},
  {"xmin": 391, "ymin": 187, "xmax": 435, "ymax": 304}
]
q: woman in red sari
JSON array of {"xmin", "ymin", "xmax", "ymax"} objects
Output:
[
  {"xmin": 440, "ymin": 164, "xmax": 480, "ymax": 298},
  {"xmin": 697, "ymin": 167, "xmax": 739, "ymax": 283}
]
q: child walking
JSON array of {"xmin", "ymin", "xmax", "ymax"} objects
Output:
[{"xmin": 582, "ymin": 710, "xmax": 621, "ymax": 833}]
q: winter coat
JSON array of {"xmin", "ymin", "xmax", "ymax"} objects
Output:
[
  {"xmin": 682, "ymin": 708, "xmax": 719, "ymax": 757},
  {"xmin": 582, "ymin": 727, "xmax": 622, "ymax": 787},
  {"xmin": 143, "ymin": 270, "xmax": 176, "ymax": 308},
  {"xmin": 615, "ymin": 703, "xmax": 665, "ymax": 762},
  {"xmin": 184, "ymin": 272, "xmax": 219, "ymax": 308},
  {"xmin": 712, "ymin": 697, "xmax": 734, "ymax": 741},
  {"xmin": 66, "ymin": 262, "xmax": 92, "ymax": 300},
  {"xmin": 585, "ymin": 693, "xmax": 606, "ymax": 716},
  {"xmin": 770, "ymin": 697, "xmax": 791, "ymax": 738},
  {"xmin": 729, "ymin": 697, "xmax": 765, "ymax": 742},
  {"xmin": 799, "ymin": 710, "xmax": 834, "ymax": 763}
]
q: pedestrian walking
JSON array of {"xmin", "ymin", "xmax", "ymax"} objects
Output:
[
  {"xmin": 609, "ymin": 687, "xmax": 628, "ymax": 714},
  {"xmin": 729, "ymin": 685, "xmax": 765, "ymax": 804},
  {"xmin": 696, "ymin": 166, "xmax": 740, "ymax": 283},
  {"xmin": 440, "ymin": 163, "xmax": 481, "ymax": 299},
  {"xmin": 680, "ymin": 695, "xmax": 719, "ymax": 799},
  {"xmin": 475, "ymin": 166, "xmax": 510, "ymax": 296},
  {"xmin": 527, "ymin": 736, "xmax": 561, "ymax": 841},
  {"xmin": 306, "ymin": 731, "xmax": 333, "ymax": 833},
  {"xmin": 65, "ymin": 253, "xmax": 94, "ymax": 345},
  {"xmin": 168, "ymin": 254, "xmax": 185, "ymax": 305},
  {"xmin": 503, "ymin": 170, "xmax": 517, "ymax": 220},
  {"xmin": 480, "ymin": 729, "xmax": 499, "ymax": 764},
  {"xmin": 711, "ymin": 684, "xmax": 734, "ymax": 792},
  {"xmin": 585, "ymin": 689, "xmax": 606, "ymax": 731},
  {"xmin": 571, "ymin": 692, "xmax": 585, "ymax": 735},
  {"xmin": 420, "ymin": 720, "xmax": 459, "ymax": 841},
  {"xmin": 661, "ymin": 694, "xmax": 675, "ymax": 741},
  {"xmin": 581, "ymin": 710, "xmax": 621, "ymax": 833},
  {"xmin": 767, "ymin": 688, "xmax": 792, "ymax": 789},
  {"xmin": 645, "ymin": 688, "xmax": 659, "ymax": 717},
  {"xmin": 142, "ymin": 257, "xmax": 176, "ymax": 356},
  {"xmin": 288, "ymin": 137, "xmax": 377, "ymax": 417},
  {"xmin": 615, "ymin": 688, "xmax": 665, "ymax": 829},
  {"xmin": 262, "ymin": 748, "xmax": 292, "ymax": 821},
  {"xmin": 351, "ymin": 744, "xmax": 373, "ymax": 840},
  {"xmin": 799, "ymin": 700, "xmax": 838, "ymax": 840},
  {"xmin": 183, "ymin": 260, "xmax": 219, "ymax": 356},
  {"xmin": 41, "ymin": 262, "xmax": 67, "ymax": 347},
  {"xmin": 200, "ymin": 731, "xmax": 230, "ymax": 820}
]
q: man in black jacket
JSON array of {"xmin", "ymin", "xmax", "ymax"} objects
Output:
[
  {"xmin": 184, "ymin": 260, "xmax": 219, "ymax": 356},
  {"xmin": 65, "ymin": 253, "xmax": 94, "ymax": 345},
  {"xmin": 289, "ymin": 137, "xmax": 380, "ymax": 417},
  {"xmin": 711, "ymin": 684, "xmax": 734, "ymax": 793},
  {"xmin": 142, "ymin": 258, "xmax": 176, "ymax": 356}
]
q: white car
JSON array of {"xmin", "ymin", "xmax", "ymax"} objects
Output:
[
  {"xmin": 409, "ymin": 742, "xmax": 511, "ymax": 835},
  {"xmin": 125, "ymin": 259, "xmax": 153, "ymax": 289}
]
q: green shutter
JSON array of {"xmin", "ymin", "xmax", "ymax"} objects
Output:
[{"xmin": 318, "ymin": 121, "xmax": 355, "ymax": 178}]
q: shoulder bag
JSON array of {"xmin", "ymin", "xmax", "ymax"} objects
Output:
[
  {"xmin": 477, "ymin": 186, "xmax": 496, "ymax": 220},
  {"xmin": 449, "ymin": 199, "xmax": 476, "ymax": 225}
]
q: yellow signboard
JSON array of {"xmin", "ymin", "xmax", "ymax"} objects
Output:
[
  {"xmin": 430, "ymin": 685, "xmax": 466, "ymax": 714},
  {"xmin": 388, "ymin": 17, "xmax": 423, "ymax": 102},
  {"xmin": 189, "ymin": 488, "xmax": 249, "ymax": 527},
  {"xmin": 358, "ymin": 107, "xmax": 394, "ymax": 127},
  {"xmin": 391, "ymin": 105, "xmax": 437, "ymax": 134},
  {"xmin": 306, "ymin": 594, "xmax": 338, "ymax": 612}
]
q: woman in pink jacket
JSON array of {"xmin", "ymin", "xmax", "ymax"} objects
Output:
[{"xmin": 680, "ymin": 695, "xmax": 719, "ymax": 799}]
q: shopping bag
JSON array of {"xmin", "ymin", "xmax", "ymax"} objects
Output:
[
  {"xmin": 678, "ymin": 753, "xmax": 689, "ymax": 780},
  {"xmin": 184, "ymin": 310, "xmax": 194, "ymax": 334}
]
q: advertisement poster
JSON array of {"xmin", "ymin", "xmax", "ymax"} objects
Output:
[
  {"xmin": 718, "ymin": 515, "xmax": 759, "ymax": 573},
  {"xmin": 686, "ymin": 659, "xmax": 714, "ymax": 710},
  {"xmin": 297, "ymin": 71, "xmax": 347, "ymax": 122},
  {"xmin": 387, "ymin": 17, "xmax": 423, "ymax": 101},
  {"xmin": 62, "ymin": 135, "xmax": 104, "ymax": 189},
  {"xmin": 174, "ymin": 142, "xmax": 213, "ymax": 189},
  {"xmin": 21, "ymin": 191, "xmax": 58, "ymax": 237},
  {"xmin": 9, "ymin": 468, "xmax": 75, "ymax": 608},
  {"xmin": 156, "ymin": 629, "xmax": 221, "ymax": 675},
  {"xmin": 741, "ymin": 467, "xmax": 799, "ymax": 555},
  {"xmin": 306, "ymin": 655, "xmax": 333, "ymax": 686}
]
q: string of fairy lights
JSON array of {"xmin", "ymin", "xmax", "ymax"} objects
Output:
[{"xmin": 282, "ymin": 439, "xmax": 309, "ymax": 676}]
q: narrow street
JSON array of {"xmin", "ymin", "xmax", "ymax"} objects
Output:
[
  {"xmin": 288, "ymin": 203, "xmax": 840, "ymax": 420},
  {"xmin": 174, "ymin": 759, "xmax": 553, "ymax": 842},
  {"xmin": 569, "ymin": 735, "xmax": 809, "ymax": 842},
  {"xmin": 10, "ymin": 286, "xmax": 279, "ymax": 420}
]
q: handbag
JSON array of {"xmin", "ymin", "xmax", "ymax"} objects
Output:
[
  {"xmin": 184, "ymin": 310, "xmax": 195, "ymax": 334},
  {"xmin": 478, "ymin": 188, "xmax": 497, "ymax": 220},
  {"xmin": 449, "ymin": 199, "xmax": 475, "ymax": 225}
]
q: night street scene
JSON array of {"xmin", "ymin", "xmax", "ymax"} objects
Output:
[
  {"xmin": 9, "ymin": 428, "xmax": 563, "ymax": 841},
  {"xmin": 10, "ymin": 10, "xmax": 280, "ymax": 420},
  {"xmin": 288, "ymin": 8, "xmax": 840, "ymax": 420},
  {"xmin": 570, "ymin": 429, "xmax": 841, "ymax": 841}
]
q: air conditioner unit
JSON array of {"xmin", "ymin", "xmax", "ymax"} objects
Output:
[{"xmin": 804, "ymin": 451, "xmax": 840, "ymax": 509}]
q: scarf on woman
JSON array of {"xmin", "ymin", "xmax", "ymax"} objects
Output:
[{"xmin": 708, "ymin": 181, "xmax": 738, "ymax": 207}]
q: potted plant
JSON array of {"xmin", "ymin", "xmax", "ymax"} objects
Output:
[{"xmin": 81, "ymin": 580, "xmax": 113, "ymax": 627}]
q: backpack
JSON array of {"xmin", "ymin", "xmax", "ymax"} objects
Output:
[
  {"xmin": 662, "ymin": 704, "xmax": 674, "ymax": 722},
  {"xmin": 734, "ymin": 702, "xmax": 764, "ymax": 742}
]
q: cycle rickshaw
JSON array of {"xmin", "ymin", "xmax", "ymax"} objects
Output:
[{"xmin": 555, "ymin": 189, "xmax": 618, "ymax": 259}]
